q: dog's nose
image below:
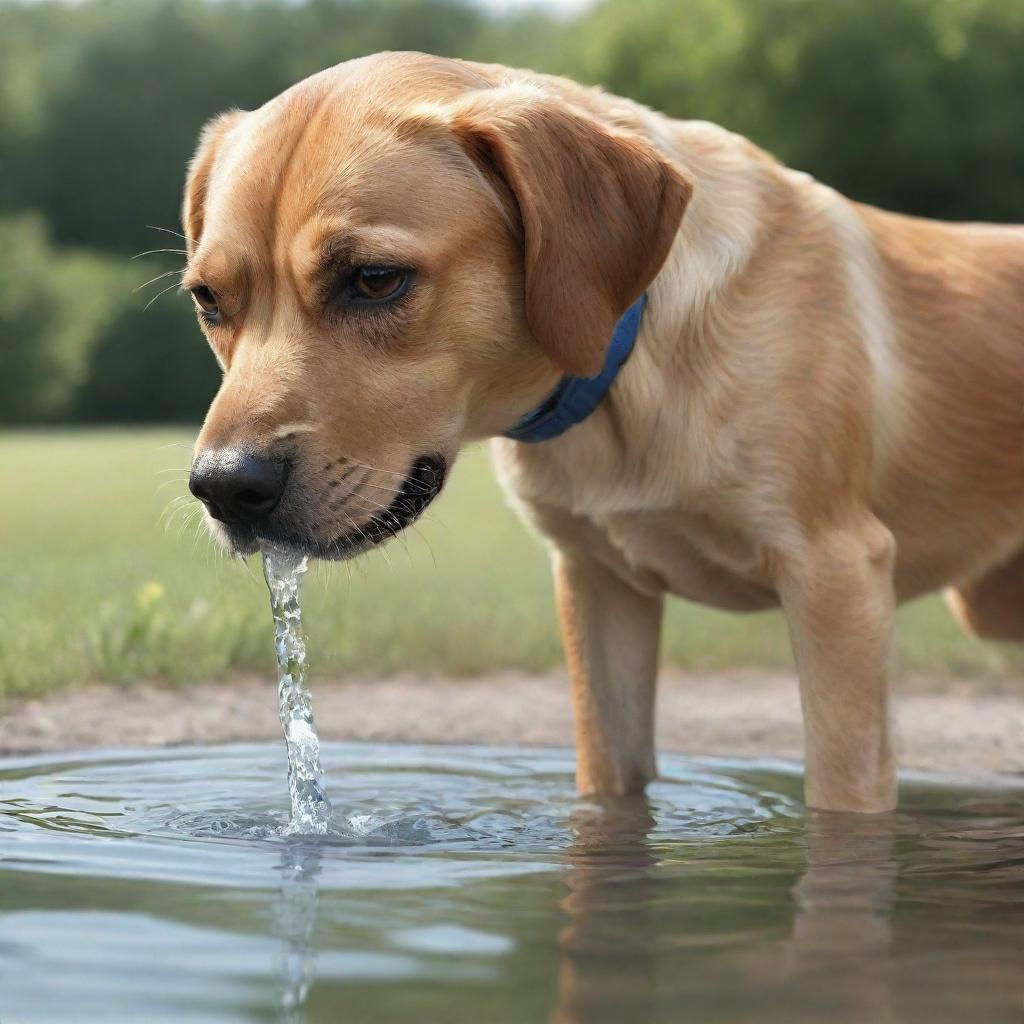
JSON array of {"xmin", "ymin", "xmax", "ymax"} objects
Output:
[{"xmin": 189, "ymin": 449, "xmax": 287, "ymax": 525}]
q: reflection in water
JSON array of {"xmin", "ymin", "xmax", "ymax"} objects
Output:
[
  {"xmin": 275, "ymin": 839, "xmax": 323, "ymax": 1024},
  {"xmin": 550, "ymin": 792, "xmax": 1024, "ymax": 1024},
  {"xmin": 552, "ymin": 797, "xmax": 658, "ymax": 1024},
  {"xmin": 551, "ymin": 799, "xmax": 904, "ymax": 1024},
  {"xmin": 786, "ymin": 811, "xmax": 899, "ymax": 1023}
]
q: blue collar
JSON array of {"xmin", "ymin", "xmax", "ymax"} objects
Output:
[{"xmin": 503, "ymin": 294, "xmax": 646, "ymax": 443}]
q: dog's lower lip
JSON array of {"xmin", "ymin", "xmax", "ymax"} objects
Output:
[
  {"xmin": 218, "ymin": 523, "xmax": 259, "ymax": 555},
  {"xmin": 235, "ymin": 454, "xmax": 449, "ymax": 560},
  {"xmin": 323, "ymin": 453, "xmax": 448, "ymax": 558}
]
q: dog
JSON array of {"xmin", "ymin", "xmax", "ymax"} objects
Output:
[{"xmin": 184, "ymin": 52, "xmax": 1024, "ymax": 813}]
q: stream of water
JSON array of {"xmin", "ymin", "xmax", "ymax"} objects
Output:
[{"xmin": 262, "ymin": 543, "xmax": 332, "ymax": 835}]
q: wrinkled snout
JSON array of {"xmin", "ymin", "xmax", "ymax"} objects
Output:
[{"xmin": 189, "ymin": 449, "xmax": 289, "ymax": 526}]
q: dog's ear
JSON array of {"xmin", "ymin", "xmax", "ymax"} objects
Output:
[
  {"xmin": 451, "ymin": 90, "xmax": 692, "ymax": 376},
  {"xmin": 182, "ymin": 110, "xmax": 246, "ymax": 255}
]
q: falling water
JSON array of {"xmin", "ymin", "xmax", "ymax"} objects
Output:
[{"xmin": 262, "ymin": 543, "xmax": 332, "ymax": 835}]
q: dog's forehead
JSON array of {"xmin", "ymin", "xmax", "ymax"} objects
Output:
[{"xmin": 199, "ymin": 59, "xmax": 485, "ymax": 263}]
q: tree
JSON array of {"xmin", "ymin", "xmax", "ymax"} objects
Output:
[{"xmin": 0, "ymin": 215, "xmax": 122, "ymax": 422}]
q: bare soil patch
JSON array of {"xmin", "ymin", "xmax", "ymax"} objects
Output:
[{"xmin": 3, "ymin": 670, "xmax": 1023, "ymax": 778}]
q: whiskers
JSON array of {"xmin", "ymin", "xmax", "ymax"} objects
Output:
[
  {"xmin": 130, "ymin": 226, "xmax": 195, "ymax": 311},
  {"xmin": 160, "ymin": 491, "xmax": 202, "ymax": 540},
  {"xmin": 142, "ymin": 277, "xmax": 186, "ymax": 312},
  {"xmin": 152, "ymin": 439, "xmax": 196, "ymax": 452},
  {"xmin": 134, "ymin": 268, "xmax": 184, "ymax": 295},
  {"xmin": 145, "ymin": 224, "xmax": 195, "ymax": 245},
  {"xmin": 157, "ymin": 459, "xmax": 218, "ymax": 569},
  {"xmin": 131, "ymin": 248, "xmax": 188, "ymax": 261}
]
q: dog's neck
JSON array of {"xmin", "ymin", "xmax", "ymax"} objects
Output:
[
  {"xmin": 491, "ymin": 119, "xmax": 784, "ymax": 517},
  {"xmin": 502, "ymin": 296, "xmax": 648, "ymax": 444}
]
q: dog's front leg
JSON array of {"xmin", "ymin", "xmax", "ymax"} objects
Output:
[
  {"xmin": 777, "ymin": 517, "xmax": 898, "ymax": 813},
  {"xmin": 553, "ymin": 550, "xmax": 664, "ymax": 796}
]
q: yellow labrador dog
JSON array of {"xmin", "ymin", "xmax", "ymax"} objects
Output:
[{"xmin": 184, "ymin": 52, "xmax": 1024, "ymax": 813}]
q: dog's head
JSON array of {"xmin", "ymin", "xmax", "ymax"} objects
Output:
[{"xmin": 183, "ymin": 53, "xmax": 690, "ymax": 558}]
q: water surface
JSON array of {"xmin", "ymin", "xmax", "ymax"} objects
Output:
[{"xmin": 1, "ymin": 742, "xmax": 1023, "ymax": 1023}]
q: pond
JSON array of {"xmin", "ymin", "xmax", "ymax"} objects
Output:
[{"xmin": 1, "ymin": 742, "xmax": 1022, "ymax": 1022}]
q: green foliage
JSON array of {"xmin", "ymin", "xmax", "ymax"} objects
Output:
[
  {"xmin": 3, "ymin": 0, "xmax": 495, "ymax": 255},
  {"xmin": 0, "ymin": 215, "xmax": 122, "ymax": 422},
  {"xmin": 1, "ymin": 0, "xmax": 1023, "ymax": 423},
  {"xmin": 573, "ymin": 0, "xmax": 1024, "ymax": 221},
  {"xmin": 0, "ymin": 213, "xmax": 217, "ymax": 423},
  {"xmin": 72, "ymin": 284, "xmax": 221, "ymax": 423},
  {"xmin": 736, "ymin": 0, "xmax": 1024, "ymax": 221}
]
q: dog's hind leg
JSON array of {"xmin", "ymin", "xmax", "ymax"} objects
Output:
[
  {"xmin": 946, "ymin": 547, "xmax": 1024, "ymax": 642},
  {"xmin": 553, "ymin": 550, "xmax": 664, "ymax": 797}
]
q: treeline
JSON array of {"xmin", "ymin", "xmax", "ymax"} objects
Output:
[{"xmin": 2, "ymin": 0, "xmax": 1022, "ymax": 423}]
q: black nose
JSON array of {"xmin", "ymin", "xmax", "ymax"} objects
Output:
[{"xmin": 189, "ymin": 449, "xmax": 287, "ymax": 526}]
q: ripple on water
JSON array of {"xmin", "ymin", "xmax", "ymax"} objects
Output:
[{"xmin": 0, "ymin": 743, "xmax": 802, "ymax": 856}]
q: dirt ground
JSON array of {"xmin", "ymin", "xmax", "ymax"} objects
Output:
[{"xmin": 3, "ymin": 669, "xmax": 1024, "ymax": 777}]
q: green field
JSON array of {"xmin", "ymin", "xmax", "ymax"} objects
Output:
[{"xmin": 0, "ymin": 430, "xmax": 1018, "ymax": 704}]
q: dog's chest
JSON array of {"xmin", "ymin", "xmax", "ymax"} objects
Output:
[
  {"xmin": 596, "ymin": 510, "xmax": 779, "ymax": 612},
  {"xmin": 492, "ymin": 438, "xmax": 777, "ymax": 611}
]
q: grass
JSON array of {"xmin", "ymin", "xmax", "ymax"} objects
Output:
[{"xmin": 0, "ymin": 428, "xmax": 1018, "ymax": 704}]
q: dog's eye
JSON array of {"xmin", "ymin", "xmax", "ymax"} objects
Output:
[
  {"xmin": 352, "ymin": 267, "xmax": 409, "ymax": 303},
  {"xmin": 190, "ymin": 285, "xmax": 220, "ymax": 322}
]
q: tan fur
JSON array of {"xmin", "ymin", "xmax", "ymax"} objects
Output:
[{"xmin": 185, "ymin": 52, "xmax": 1024, "ymax": 813}]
